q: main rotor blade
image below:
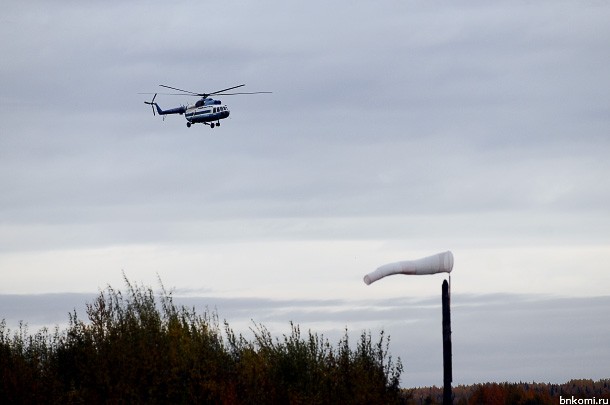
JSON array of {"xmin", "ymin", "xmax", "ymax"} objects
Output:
[
  {"xmin": 141, "ymin": 92, "xmax": 200, "ymax": 96},
  {"xmin": 208, "ymin": 84, "xmax": 246, "ymax": 96},
  {"xmin": 159, "ymin": 84, "xmax": 200, "ymax": 95},
  {"xmin": 146, "ymin": 85, "xmax": 269, "ymax": 98},
  {"xmin": 213, "ymin": 91, "xmax": 273, "ymax": 96}
]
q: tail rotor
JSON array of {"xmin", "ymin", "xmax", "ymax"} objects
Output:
[{"xmin": 144, "ymin": 93, "xmax": 158, "ymax": 116}]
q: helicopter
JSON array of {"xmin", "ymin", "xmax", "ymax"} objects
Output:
[{"xmin": 143, "ymin": 84, "xmax": 271, "ymax": 128}]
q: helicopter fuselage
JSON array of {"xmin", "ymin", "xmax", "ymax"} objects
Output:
[{"xmin": 185, "ymin": 98, "xmax": 230, "ymax": 125}]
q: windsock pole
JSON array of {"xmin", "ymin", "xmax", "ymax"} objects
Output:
[{"xmin": 442, "ymin": 279, "xmax": 452, "ymax": 405}]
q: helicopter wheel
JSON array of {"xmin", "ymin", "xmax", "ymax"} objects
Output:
[
  {"xmin": 210, "ymin": 123, "xmax": 215, "ymax": 128},
  {"xmin": 216, "ymin": 121, "xmax": 220, "ymax": 127},
  {"xmin": 187, "ymin": 122, "xmax": 191, "ymax": 128}
]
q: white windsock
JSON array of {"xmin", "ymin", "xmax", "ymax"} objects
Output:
[{"xmin": 363, "ymin": 251, "xmax": 453, "ymax": 285}]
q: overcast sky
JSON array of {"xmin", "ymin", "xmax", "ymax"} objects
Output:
[{"xmin": 1, "ymin": 0, "xmax": 609, "ymax": 387}]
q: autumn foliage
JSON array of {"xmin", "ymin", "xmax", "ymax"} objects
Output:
[
  {"xmin": 0, "ymin": 279, "xmax": 403, "ymax": 404},
  {"xmin": 405, "ymin": 380, "xmax": 610, "ymax": 404}
]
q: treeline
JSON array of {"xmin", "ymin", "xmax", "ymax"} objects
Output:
[
  {"xmin": 405, "ymin": 379, "xmax": 610, "ymax": 404},
  {"xmin": 0, "ymin": 278, "xmax": 403, "ymax": 404}
]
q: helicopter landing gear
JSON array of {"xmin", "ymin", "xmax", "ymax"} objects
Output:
[
  {"xmin": 210, "ymin": 123, "xmax": 215, "ymax": 128},
  {"xmin": 186, "ymin": 122, "xmax": 191, "ymax": 128}
]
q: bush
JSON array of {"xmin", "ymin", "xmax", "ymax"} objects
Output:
[{"xmin": 1, "ymin": 277, "xmax": 402, "ymax": 404}]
